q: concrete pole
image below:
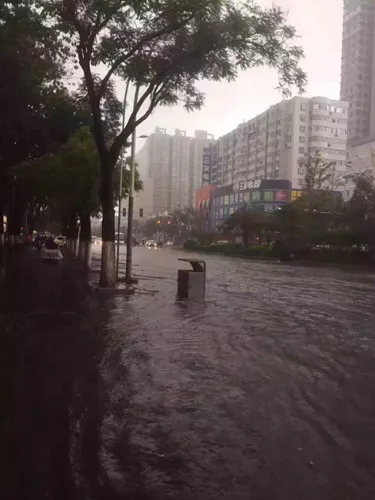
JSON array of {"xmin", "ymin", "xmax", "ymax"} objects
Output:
[
  {"xmin": 116, "ymin": 79, "xmax": 130, "ymax": 281},
  {"xmin": 125, "ymin": 84, "xmax": 140, "ymax": 284}
]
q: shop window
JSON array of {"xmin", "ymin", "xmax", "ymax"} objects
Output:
[
  {"xmin": 264, "ymin": 191, "xmax": 274, "ymax": 201},
  {"xmin": 276, "ymin": 190, "xmax": 288, "ymax": 201},
  {"xmin": 252, "ymin": 190, "xmax": 261, "ymax": 201}
]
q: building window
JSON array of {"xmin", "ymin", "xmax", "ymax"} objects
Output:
[
  {"xmin": 300, "ymin": 125, "xmax": 306, "ymax": 132},
  {"xmin": 244, "ymin": 191, "xmax": 251, "ymax": 202},
  {"xmin": 299, "ymin": 136, "xmax": 306, "ymax": 143},
  {"xmin": 276, "ymin": 190, "xmax": 288, "ymax": 201},
  {"xmin": 300, "ymin": 114, "xmax": 306, "ymax": 122},
  {"xmin": 252, "ymin": 191, "xmax": 261, "ymax": 201},
  {"xmin": 291, "ymin": 190, "xmax": 302, "ymax": 201},
  {"xmin": 224, "ymin": 195, "xmax": 229, "ymax": 205},
  {"xmin": 264, "ymin": 191, "xmax": 274, "ymax": 201},
  {"xmin": 299, "ymin": 147, "xmax": 305, "ymax": 154},
  {"xmin": 300, "ymin": 103, "xmax": 306, "ymax": 110},
  {"xmin": 229, "ymin": 194, "xmax": 235, "ymax": 204}
]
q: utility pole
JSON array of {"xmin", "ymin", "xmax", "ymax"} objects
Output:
[
  {"xmin": 125, "ymin": 84, "xmax": 140, "ymax": 284},
  {"xmin": 116, "ymin": 79, "xmax": 130, "ymax": 281}
]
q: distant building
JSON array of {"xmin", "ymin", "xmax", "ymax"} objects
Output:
[
  {"xmin": 136, "ymin": 127, "xmax": 214, "ymax": 214},
  {"xmin": 133, "ymin": 175, "xmax": 154, "ymax": 220},
  {"xmin": 341, "ymin": 0, "xmax": 375, "ymax": 146},
  {"xmin": 190, "ymin": 131, "xmax": 214, "ymax": 206},
  {"xmin": 204, "ymin": 96, "xmax": 348, "ymax": 194},
  {"xmin": 195, "ymin": 185, "xmax": 216, "ymax": 232}
]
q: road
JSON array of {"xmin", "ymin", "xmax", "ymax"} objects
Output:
[{"xmin": 2, "ymin": 246, "xmax": 375, "ymax": 499}]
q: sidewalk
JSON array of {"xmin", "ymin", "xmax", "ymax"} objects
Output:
[{"xmin": 0, "ymin": 248, "xmax": 107, "ymax": 500}]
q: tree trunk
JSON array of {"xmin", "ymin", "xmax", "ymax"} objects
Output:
[
  {"xmin": 242, "ymin": 230, "xmax": 249, "ymax": 247},
  {"xmin": 61, "ymin": 216, "xmax": 69, "ymax": 239},
  {"xmin": 78, "ymin": 213, "xmax": 92, "ymax": 269},
  {"xmin": 0, "ymin": 202, "xmax": 4, "ymax": 246},
  {"xmin": 66, "ymin": 214, "xmax": 79, "ymax": 254},
  {"xmin": 28, "ymin": 204, "xmax": 41, "ymax": 234},
  {"xmin": 99, "ymin": 165, "xmax": 115, "ymax": 287}
]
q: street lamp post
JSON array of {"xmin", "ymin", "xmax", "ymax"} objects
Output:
[
  {"xmin": 116, "ymin": 79, "xmax": 130, "ymax": 281},
  {"xmin": 125, "ymin": 84, "xmax": 140, "ymax": 284}
]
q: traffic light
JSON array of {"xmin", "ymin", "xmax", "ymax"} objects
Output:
[
  {"xmin": 139, "ymin": 208, "xmax": 144, "ymax": 218},
  {"xmin": 122, "ymin": 207, "xmax": 126, "ymax": 217}
]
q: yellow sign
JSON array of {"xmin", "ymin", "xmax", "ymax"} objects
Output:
[{"xmin": 291, "ymin": 190, "xmax": 303, "ymax": 201}]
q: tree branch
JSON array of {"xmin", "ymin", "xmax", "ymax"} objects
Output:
[{"xmin": 97, "ymin": 14, "xmax": 195, "ymax": 100}]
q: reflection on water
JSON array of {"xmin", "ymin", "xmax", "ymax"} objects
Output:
[{"xmin": 93, "ymin": 248, "xmax": 375, "ymax": 499}]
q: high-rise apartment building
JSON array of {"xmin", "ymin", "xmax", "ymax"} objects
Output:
[
  {"xmin": 136, "ymin": 128, "xmax": 214, "ymax": 214},
  {"xmin": 203, "ymin": 96, "xmax": 348, "ymax": 192},
  {"xmin": 340, "ymin": 0, "xmax": 375, "ymax": 146}
]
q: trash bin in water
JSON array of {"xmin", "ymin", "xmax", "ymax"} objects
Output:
[{"xmin": 177, "ymin": 258, "xmax": 206, "ymax": 300}]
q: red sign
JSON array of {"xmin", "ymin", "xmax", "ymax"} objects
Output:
[{"xmin": 276, "ymin": 190, "xmax": 288, "ymax": 201}]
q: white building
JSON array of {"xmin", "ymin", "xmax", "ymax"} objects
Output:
[
  {"xmin": 136, "ymin": 127, "xmax": 214, "ymax": 214},
  {"xmin": 133, "ymin": 175, "xmax": 154, "ymax": 220},
  {"xmin": 208, "ymin": 96, "xmax": 348, "ymax": 193}
]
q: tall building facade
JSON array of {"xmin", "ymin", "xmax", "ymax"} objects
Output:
[
  {"xmin": 340, "ymin": 0, "xmax": 375, "ymax": 146},
  {"xmin": 136, "ymin": 128, "xmax": 214, "ymax": 214},
  {"xmin": 203, "ymin": 96, "xmax": 348, "ymax": 192}
]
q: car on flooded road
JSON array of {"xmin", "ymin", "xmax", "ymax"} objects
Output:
[{"xmin": 145, "ymin": 240, "xmax": 158, "ymax": 248}]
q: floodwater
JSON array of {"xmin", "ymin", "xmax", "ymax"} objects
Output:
[{"xmin": 2, "ymin": 246, "xmax": 375, "ymax": 499}]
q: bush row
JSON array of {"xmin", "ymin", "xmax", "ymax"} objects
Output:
[{"xmin": 183, "ymin": 240, "xmax": 375, "ymax": 266}]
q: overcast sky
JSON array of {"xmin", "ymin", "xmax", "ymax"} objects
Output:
[{"xmin": 118, "ymin": 0, "xmax": 343, "ymax": 142}]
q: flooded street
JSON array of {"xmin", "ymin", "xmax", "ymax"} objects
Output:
[
  {"xmin": 2, "ymin": 247, "xmax": 375, "ymax": 499},
  {"xmin": 92, "ymin": 247, "xmax": 375, "ymax": 499}
]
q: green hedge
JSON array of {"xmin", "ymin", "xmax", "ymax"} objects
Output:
[
  {"xmin": 183, "ymin": 241, "xmax": 375, "ymax": 266},
  {"xmin": 183, "ymin": 242, "xmax": 272, "ymax": 258}
]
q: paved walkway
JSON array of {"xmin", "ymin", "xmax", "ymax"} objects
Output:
[{"xmin": 0, "ymin": 249, "xmax": 108, "ymax": 500}]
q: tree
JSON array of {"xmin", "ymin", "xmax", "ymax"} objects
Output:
[
  {"xmin": 0, "ymin": 1, "xmax": 69, "ymax": 240},
  {"xmin": 297, "ymin": 151, "xmax": 336, "ymax": 211},
  {"xmin": 222, "ymin": 205, "xmax": 269, "ymax": 246},
  {"xmin": 40, "ymin": 0, "xmax": 306, "ymax": 286},
  {"xmin": 347, "ymin": 173, "xmax": 375, "ymax": 250},
  {"xmin": 15, "ymin": 128, "xmax": 142, "ymax": 246}
]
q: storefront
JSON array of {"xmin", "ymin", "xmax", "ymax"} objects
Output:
[{"xmin": 210, "ymin": 179, "xmax": 302, "ymax": 230}]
